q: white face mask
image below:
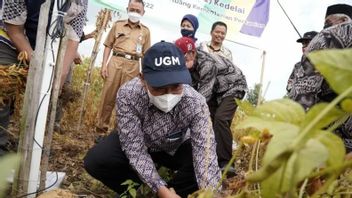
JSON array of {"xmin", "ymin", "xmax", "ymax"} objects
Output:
[
  {"xmin": 128, "ymin": 12, "xmax": 142, "ymax": 23},
  {"xmin": 147, "ymin": 91, "xmax": 183, "ymax": 113}
]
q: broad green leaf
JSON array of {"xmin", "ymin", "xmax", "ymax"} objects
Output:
[
  {"xmin": 261, "ymin": 140, "xmax": 328, "ymax": 197},
  {"xmin": 315, "ymin": 131, "xmax": 345, "ymax": 166},
  {"xmin": 254, "ymin": 99, "xmax": 305, "ymax": 125},
  {"xmin": 0, "ymin": 154, "xmax": 19, "ymax": 198},
  {"xmin": 238, "ymin": 117, "xmax": 300, "ymax": 136},
  {"xmin": 308, "ymin": 49, "xmax": 352, "ymax": 96},
  {"xmin": 262, "ymin": 125, "xmax": 298, "ymax": 165},
  {"xmin": 341, "ymin": 98, "xmax": 352, "ymax": 113},
  {"xmin": 121, "ymin": 179, "xmax": 134, "ymax": 186},
  {"xmin": 291, "ymin": 139, "xmax": 328, "ymax": 187},
  {"xmin": 302, "ymin": 103, "xmax": 344, "ymax": 134},
  {"xmin": 129, "ymin": 188, "xmax": 137, "ymax": 198},
  {"xmin": 261, "ymin": 163, "xmax": 287, "ymax": 198},
  {"xmin": 236, "ymin": 99, "xmax": 255, "ymax": 115}
]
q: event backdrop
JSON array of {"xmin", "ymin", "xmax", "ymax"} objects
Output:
[{"xmin": 91, "ymin": 0, "xmax": 270, "ymax": 37}]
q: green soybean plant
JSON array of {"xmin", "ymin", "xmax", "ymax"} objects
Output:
[
  {"xmin": 120, "ymin": 179, "xmax": 139, "ymax": 198},
  {"xmin": 236, "ymin": 49, "xmax": 352, "ymax": 198}
]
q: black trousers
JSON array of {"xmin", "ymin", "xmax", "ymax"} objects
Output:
[
  {"xmin": 84, "ymin": 131, "xmax": 198, "ymax": 198},
  {"xmin": 0, "ymin": 42, "xmax": 18, "ymax": 156},
  {"xmin": 0, "ymin": 100, "xmax": 12, "ymax": 156},
  {"xmin": 208, "ymin": 96, "xmax": 237, "ymax": 168}
]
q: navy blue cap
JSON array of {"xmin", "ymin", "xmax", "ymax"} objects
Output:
[
  {"xmin": 142, "ymin": 41, "xmax": 192, "ymax": 87},
  {"xmin": 296, "ymin": 31, "xmax": 318, "ymax": 43}
]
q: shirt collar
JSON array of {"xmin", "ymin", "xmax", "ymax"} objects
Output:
[
  {"xmin": 123, "ymin": 19, "xmax": 142, "ymax": 29},
  {"xmin": 206, "ymin": 41, "xmax": 224, "ymax": 52}
]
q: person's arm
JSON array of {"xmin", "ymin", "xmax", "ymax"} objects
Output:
[
  {"xmin": 197, "ymin": 54, "xmax": 217, "ymax": 102},
  {"xmin": 100, "ymin": 22, "xmax": 117, "ymax": 79},
  {"xmin": 80, "ymin": 30, "xmax": 97, "ymax": 42},
  {"xmin": 190, "ymin": 98, "xmax": 221, "ymax": 189},
  {"xmin": 157, "ymin": 186, "xmax": 181, "ymax": 198},
  {"xmin": 73, "ymin": 51, "xmax": 82, "ymax": 65},
  {"xmin": 101, "ymin": 46, "xmax": 112, "ymax": 79},
  {"xmin": 142, "ymin": 28, "xmax": 151, "ymax": 54},
  {"xmin": 5, "ymin": 23, "xmax": 33, "ymax": 60},
  {"xmin": 227, "ymin": 49, "xmax": 233, "ymax": 62},
  {"xmin": 60, "ymin": 39, "xmax": 79, "ymax": 89},
  {"xmin": 3, "ymin": 0, "xmax": 32, "ymax": 61},
  {"xmin": 59, "ymin": 0, "xmax": 88, "ymax": 89},
  {"xmin": 116, "ymin": 86, "xmax": 168, "ymax": 193},
  {"xmin": 219, "ymin": 56, "xmax": 247, "ymax": 99},
  {"xmin": 287, "ymin": 62, "xmax": 300, "ymax": 92}
]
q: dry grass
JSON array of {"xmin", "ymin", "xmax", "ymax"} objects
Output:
[
  {"xmin": 0, "ymin": 65, "xmax": 28, "ymax": 104},
  {"xmin": 48, "ymin": 59, "xmax": 115, "ymax": 197}
]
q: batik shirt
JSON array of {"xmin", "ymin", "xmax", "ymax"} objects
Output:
[
  {"xmin": 116, "ymin": 78, "xmax": 221, "ymax": 193},
  {"xmin": 2, "ymin": 0, "xmax": 87, "ymax": 46},
  {"xmin": 191, "ymin": 50, "xmax": 247, "ymax": 104},
  {"xmin": 287, "ymin": 21, "xmax": 352, "ymax": 150},
  {"xmin": 286, "ymin": 60, "xmax": 305, "ymax": 93},
  {"xmin": 0, "ymin": 0, "xmax": 15, "ymax": 49},
  {"xmin": 198, "ymin": 41, "xmax": 233, "ymax": 61}
]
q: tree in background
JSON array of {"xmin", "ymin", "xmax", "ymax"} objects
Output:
[{"xmin": 246, "ymin": 83, "xmax": 262, "ymax": 106}]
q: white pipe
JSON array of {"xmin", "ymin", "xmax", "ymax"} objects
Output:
[
  {"xmin": 26, "ymin": 54, "xmax": 55, "ymax": 197},
  {"xmin": 26, "ymin": 0, "xmax": 58, "ymax": 196}
]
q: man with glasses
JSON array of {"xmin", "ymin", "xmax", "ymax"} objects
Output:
[{"xmin": 84, "ymin": 41, "xmax": 221, "ymax": 198}]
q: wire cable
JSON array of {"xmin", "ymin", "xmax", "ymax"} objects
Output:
[
  {"xmin": 48, "ymin": 0, "xmax": 71, "ymax": 62},
  {"xmin": 276, "ymin": 0, "xmax": 302, "ymax": 38},
  {"xmin": 15, "ymin": 0, "xmax": 70, "ymax": 197}
]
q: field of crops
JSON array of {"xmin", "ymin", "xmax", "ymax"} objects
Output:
[{"xmin": 4, "ymin": 49, "xmax": 352, "ymax": 198}]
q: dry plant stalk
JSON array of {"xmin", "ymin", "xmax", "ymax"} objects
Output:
[
  {"xmin": 0, "ymin": 65, "xmax": 28, "ymax": 104},
  {"xmin": 0, "ymin": 51, "xmax": 30, "ymax": 104},
  {"xmin": 76, "ymin": 8, "xmax": 112, "ymax": 130}
]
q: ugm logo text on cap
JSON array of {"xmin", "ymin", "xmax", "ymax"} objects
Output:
[{"xmin": 155, "ymin": 56, "xmax": 181, "ymax": 67}]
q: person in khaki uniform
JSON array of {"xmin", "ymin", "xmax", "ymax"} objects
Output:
[{"xmin": 96, "ymin": 0, "xmax": 151, "ymax": 132}]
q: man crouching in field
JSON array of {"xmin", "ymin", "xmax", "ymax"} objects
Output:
[{"xmin": 84, "ymin": 41, "xmax": 221, "ymax": 198}]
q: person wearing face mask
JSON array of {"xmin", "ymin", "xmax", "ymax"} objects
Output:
[
  {"xmin": 84, "ymin": 41, "xmax": 221, "ymax": 198},
  {"xmin": 95, "ymin": 0, "xmax": 151, "ymax": 133},
  {"xmin": 286, "ymin": 31, "xmax": 317, "ymax": 93},
  {"xmin": 175, "ymin": 37, "xmax": 247, "ymax": 175},
  {"xmin": 180, "ymin": 14, "xmax": 199, "ymax": 42},
  {"xmin": 199, "ymin": 21, "xmax": 233, "ymax": 62},
  {"xmin": 288, "ymin": 3, "xmax": 352, "ymax": 152}
]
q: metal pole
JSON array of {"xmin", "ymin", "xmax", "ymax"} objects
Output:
[
  {"xmin": 257, "ymin": 50, "xmax": 266, "ymax": 106},
  {"xmin": 277, "ymin": 0, "xmax": 302, "ymax": 38}
]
